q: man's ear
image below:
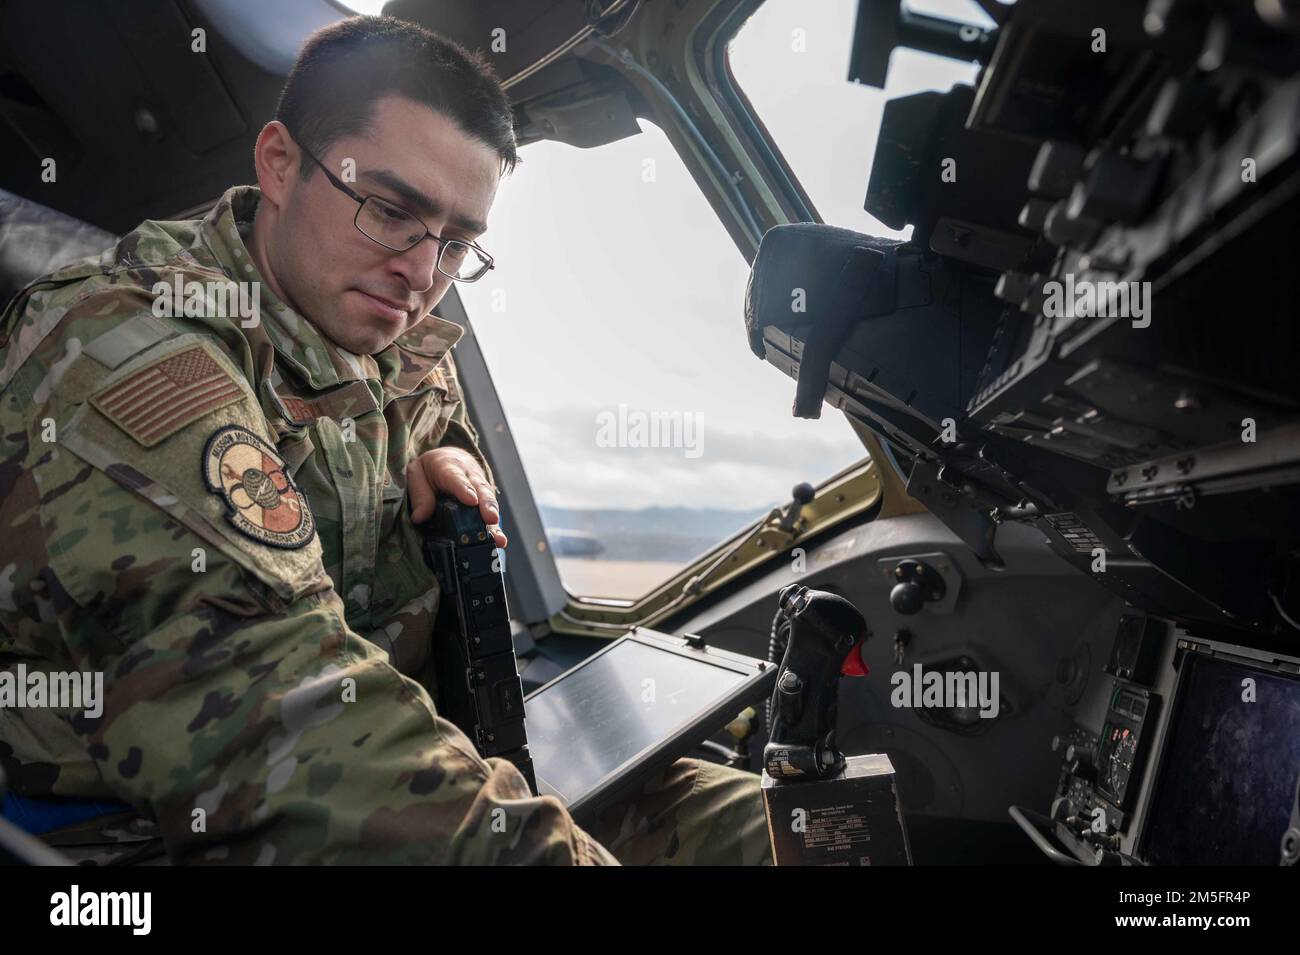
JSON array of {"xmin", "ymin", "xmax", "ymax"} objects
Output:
[{"xmin": 253, "ymin": 121, "xmax": 299, "ymax": 208}]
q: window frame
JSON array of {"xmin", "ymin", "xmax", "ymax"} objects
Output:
[{"xmin": 449, "ymin": 0, "xmax": 886, "ymax": 636}]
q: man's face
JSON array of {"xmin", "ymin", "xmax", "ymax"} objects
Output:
[{"xmin": 258, "ymin": 95, "xmax": 501, "ymax": 354}]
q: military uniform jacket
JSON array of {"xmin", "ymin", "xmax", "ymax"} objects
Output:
[{"xmin": 0, "ymin": 186, "xmax": 612, "ymax": 864}]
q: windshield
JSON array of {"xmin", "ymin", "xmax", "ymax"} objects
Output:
[
  {"xmin": 457, "ymin": 118, "xmax": 865, "ymax": 600},
  {"xmin": 728, "ymin": 0, "xmax": 989, "ymax": 234}
]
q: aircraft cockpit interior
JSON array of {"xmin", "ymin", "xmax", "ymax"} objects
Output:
[{"xmin": 1, "ymin": 0, "xmax": 1298, "ymax": 893}]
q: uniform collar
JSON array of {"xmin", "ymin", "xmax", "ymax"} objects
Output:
[{"xmin": 199, "ymin": 185, "xmax": 464, "ymax": 398}]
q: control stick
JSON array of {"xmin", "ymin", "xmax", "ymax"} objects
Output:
[
  {"xmin": 760, "ymin": 586, "xmax": 913, "ymax": 865},
  {"xmin": 763, "ymin": 585, "xmax": 871, "ymax": 779}
]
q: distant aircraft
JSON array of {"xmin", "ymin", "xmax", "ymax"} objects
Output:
[{"xmin": 546, "ymin": 529, "xmax": 605, "ymax": 558}]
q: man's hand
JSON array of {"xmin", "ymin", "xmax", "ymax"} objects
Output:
[{"xmin": 407, "ymin": 447, "xmax": 507, "ymax": 548}]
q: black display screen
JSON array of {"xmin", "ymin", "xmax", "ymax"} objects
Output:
[
  {"xmin": 526, "ymin": 638, "xmax": 749, "ymax": 805},
  {"xmin": 1142, "ymin": 652, "xmax": 1300, "ymax": 865}
]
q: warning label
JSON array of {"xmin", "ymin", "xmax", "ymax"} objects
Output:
[{"xmin": 802, "ymin": 803, "xmax": 873, "ymax": 858}]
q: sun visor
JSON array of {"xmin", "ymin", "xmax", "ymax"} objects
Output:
[{"xmin": 743, "ymin": 223, "xmax": 1004, "ymax": 445}]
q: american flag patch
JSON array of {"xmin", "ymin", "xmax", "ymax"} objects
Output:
[
  {"xmin": 91, "ymin": 345, "xmax": 246, "ymax": 447},
  {"xmin": 280, "ymin": 395, "xmax": 315, "ymax": 423}
]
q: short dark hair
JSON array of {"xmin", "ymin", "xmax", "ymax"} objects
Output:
[{"xmin": 275, "ymin": 15, "xmax": 518, "ymax": 176}]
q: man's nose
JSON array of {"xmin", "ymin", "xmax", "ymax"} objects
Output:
[{"xmin": 388, "ymin": 236, "xmax": 443, "ymax": 293}]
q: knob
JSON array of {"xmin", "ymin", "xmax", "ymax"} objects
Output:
[
  {"xmin": 890, "ymin": 580, "xmax": 925, "ymax": 614},
  {"xmin": 778, "ymin": 670, "xmax": 804, "ymax": 694},
  {"xmin": 888, "ymin": 559, "xmax": 946, "ymax": 615},
  {"xmin": 778, "ymin": 482, "xmax": 816, "ymax": 532},
  {"xmin": 1028, "ymin": 141, "xmax": 1085, "ymax": 199},
  {"xmin": 1017, "ymin": 198, "xmax": 1053, "ymax": 232},
  {"xmin": 995, "ymin": 270, "xmax": 1036, "ymax": 305},
  {"xmin": 1065, "ymin": 813, "xmax": 1091, "ymax": 836},
  {"xmin": 1066, "ymin": 743, "xmax": 1096, "ymax": 781},
  {"xmin": 1043, "ymin": 201, "xmax": 1101, "ymax": 248},
  {"xmin": 1084, "ymin": 827, "xmax": 1119, "ymax": 848}
]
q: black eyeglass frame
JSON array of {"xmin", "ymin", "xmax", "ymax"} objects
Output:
[{"xmin": 298, "ymin": 142, "xmax": 495, "ymax": 282}]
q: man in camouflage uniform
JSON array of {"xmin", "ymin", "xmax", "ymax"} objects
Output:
[{"xmin": 0, "ymin": 16, "xmax": 770, "ymax": 865}]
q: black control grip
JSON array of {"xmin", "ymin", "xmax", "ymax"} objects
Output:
[
  {"xmin": 421, "ymin": 498, "xmax": 537, "ymax": 794},
  {"xmin": 763, "ymin": 585, "xmax": 869, "ymax": 780}
]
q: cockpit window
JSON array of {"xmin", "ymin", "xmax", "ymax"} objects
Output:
[
  {"xmin": 457, "ymin": 119, "xmax": 865, "ymax": 599},
  {"xmin": 728, "ymin": 0, "xmax": 988, "ymax": 235}
]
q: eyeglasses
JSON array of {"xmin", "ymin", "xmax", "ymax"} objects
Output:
[{"xmin": 298, "ymin": 143, "xmax": 495, "ymax": 282}]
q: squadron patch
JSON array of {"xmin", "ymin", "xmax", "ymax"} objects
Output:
[{"xmin": 203, "ymin": 425, "xmax": 316, "ymax": 549}]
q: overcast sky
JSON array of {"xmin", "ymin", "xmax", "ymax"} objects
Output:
[{"xmin": 349, "ymin": 0, "xmax": 985, "ymax": 511}]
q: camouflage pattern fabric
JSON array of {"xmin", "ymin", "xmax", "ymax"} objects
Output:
[
  {"xmin": 585, "ymin": 758, "xmax": 772, "ymax": 866},
  {"xmin": 41, "ymin": 756, "xmax": 774, "ymax": 867},
  {"xmin": 0, "ymin": 185, "xmax": 768, "ymax": 865}
]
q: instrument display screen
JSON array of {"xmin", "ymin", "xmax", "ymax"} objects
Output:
[{"xmin": 1142, "ymin": 651, "xmax": 1300, "ymax": 865}]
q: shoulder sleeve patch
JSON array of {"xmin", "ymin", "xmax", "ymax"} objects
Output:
[
  {"xmin": 57, "ymin": 335, "xmax": 328, "ymax": 602},
  {"xmin": 90, "ymin": 343, "xmax": 244, "ymax": 447},
  {"xmin": 203, "ymin": 425, "xmax": 316, "ymax": 550}
]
